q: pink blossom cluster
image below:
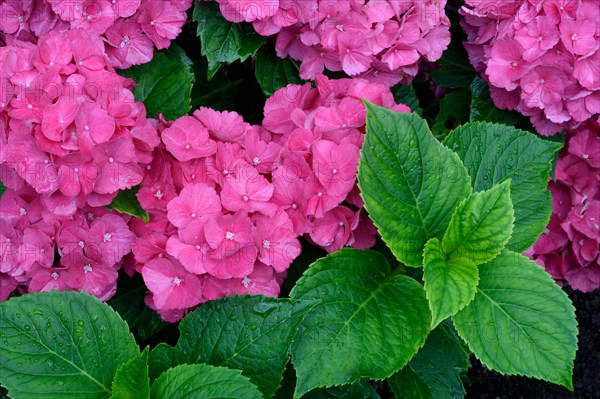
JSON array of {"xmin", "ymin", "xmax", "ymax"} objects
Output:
[
  {"xmin": 0, "ymin": 29, "xmax": 157, "ymax": 301},
  {"xmin": 216, "ymin": 0, "xmax": 450, "ymax": 85},
  {"xmin": 132, "ymin": 75, "xmax": 410, "ymax": 321},
  {"xmin": 0, "ymin": 183, "xmax": 136, "ymax": 302},
  {"xmin": 460, "ymin": 0, "xmax": 600, "ymax": 136},
  {"xmin": 0, "ymin": 0, "xmax": 192, "ymax": 69},
  {"xmin": 1, "ymin": 29, "xmax": 160, "ymax": 215},
  {"xmin": 527, "ymin": 123, "xmax": 600, "ymax": 292}
]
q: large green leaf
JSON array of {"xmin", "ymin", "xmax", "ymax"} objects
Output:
[
  {"xmin": 444, "ymin": 123, "xmax": 562, "ymax": 251},
  {"xmin": 170, "ymin": 295, "xmax": 313, "ymax": 399},
  {"xmin": 388, "ymin": 323, "xmax": 470, "ymax": 399},
  {"xmin": 193, "ymin": 2, "xmax": 266, "ymax": 79},
  {"xmin": 423, "ymin": 238, "xmax": 478, "ymax": 329},
  {"xmin": 358, "ymin": 102, "xmax": 472, "ymax": 266},
  {"xmin": 150, "ymin": 364, "xmax": 262, "ymax": 399},
  {"xmin": 442, "ymin": 180, "xmax": 514, "ymax": 265},
  {"xmin": 289, "ymin": 249, "xmax": 431, "ymax": 397},
  {"xmin": 255, "ymin": 46, "xmax": 301, "ymax": 96},
  {"xmin": 108, "ymin": 186, "xmax": 149, "ymax": 222},
  {"xmin": 0, "ymin": 291, "xmax": 139, "ymax": 399},
  {"xmin": 430, "ymin": 43, "xmax": 476, "ymax": 89},
  {"xmin": 119, "ymin": 50, "xmax": 193, "ymax": 120},
  {"xmin": 147, "ymin": 343, "xmax": 178, "ymax": 382},
  {"xmin": 452, "ymin": 251, "xmax": 578, "ymax": 389},
  {"xmin": 110, "ymin": 347, "xmax": 150, "ymax": 399}
]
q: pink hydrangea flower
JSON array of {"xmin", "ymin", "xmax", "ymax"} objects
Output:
[{"xmin": 461, "ymin": 0, "xmax": 600, "ymax": 134}]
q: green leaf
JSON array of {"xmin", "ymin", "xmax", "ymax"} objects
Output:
[
  {"xmin": 255, "ymin": 46, "xmax": 301, "ymax": 96},
  {"xmin": 172, "ymin": 295, "xmax": 314, "ymax": 399},
  {"xmin": 289, "ymin": 249, "xmax": 431, "ymax": 397},
  {"xmin": 302, "ymin": 380, "xmax": 380, "ymax": 399},
  {"xmin": 358, "ymin": 102, "xmax": 472, "ymax": 267},
  {"xmin": 430, "ymin": 44, "xmax": 476, "ymax": 88},
  {"xmin": 0, "ymin": 291, "xmax": 139, "ymax": 399},
  {"xmin": 432, "ymin": 89, "xmax": 471, "ymax": 134},
  {"xmin": 423, "ymin": 238, "xmax": 478, "ymax": 329},
  {"xmin": 444, "ymin": 123, "xmax": 562, "ymax": 251},
  {"xmin": 469, "ymin": 77, "xmax": 523, "ymax": 126},
  {"xmin": 388, "ymin": 323, "xmax": 470, "ymax": 399},
  {"xmin": 193, "ymin": 2, "xmax": 266, "ymax": 79},
  {"xmin": 392, "ymin": 84, "xmax": 423, "ymax": 116},
  {"xmin": 119, "ymin": 50, "xmax": 193, "ymax": 120},
  {"xmin": 452, "ymin": 250, "xmax": 578, "ymax": 389},
  {"xmin": 147, "ymin": 344, "xmax": 177, "ymax": 382},
  {"xmin": 442, "ymin": 180, "xmax": 514, "ymax": 265},
  {"xmin": 110, "ymin": 347, "xmax": 150, "ymax": 399},
  {"xmin": 150, "ymin": 364, "xmax": 262, "ymax": 399},
  {"xmin": 107, "ymin": 186, "xmax": 149, "ymax": 222}
]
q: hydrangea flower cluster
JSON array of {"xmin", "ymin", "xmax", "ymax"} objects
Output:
[
  {"xmin": 0, "ymin": 183, "xmax": 136, "ymax": 302},
  {"xmin": 460, "ymin": 0, "xmax": 600, "ymax": 136},
  {"xmin": 216, "ymin": 0, "xmax": 451, "ymax": 85},
  {"xmin": 0, "ymin": 0, "xmax": 192, "ymax": 69},
  {"xmin": 132, "ymin": 75, "xmax": 410, "ymax": 321},
  {"xmin": 527, "ymin": 123, "xmax": 600, "ymax": 292},
  {"xmin": 0, "ymin": 29, "xmax": 156, "ymax": 301}
]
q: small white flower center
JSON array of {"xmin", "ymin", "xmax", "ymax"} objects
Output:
[
  {"xmin": 225, "ymin": 231, "xmax": 235, "ymax": 240},
  {"xmin": 332, "ymin": 168, "xmax": 338, "ymax": 174},
  {"xmin": 19, "ymin": 208, "xmax": 27, "ymax": 216},
  {"xmin": 191, "ymin": 212, "xmax": 197, "ymax": 218},
  {"xmin": 108, "ymin": 157, "xmax": 114, "ymax": 163},
  {"xmin": 582, "ymin": 154, "xmax": 589, "ymax": 159},
  {"xmin": 154, "ymin": 190, "xmax": 164, "ymax": 199},
  {"xmin": 253, "ymin": 157, "xmax": 260, "ymax": 165},
  {"xmin": 27, "ymin": 104, "xmax": 33, "ymax": 109},
  {"xmin": 241, "ymin": 277, "xmax": 252, "ymax": 288},
  {"xmin": 263, "ymin": 240, "xmax": 271, "ymax": 249},
  {"xmin": 185, "ymin": 144, "xmax": 191, "ymax": 150},
  {"xmin": 51, "ymin": 272, "xmax": 59, "ymax": 280},
  {"xmin": 172, "ymin": 277, "xmax": 182, "ymax": 285},
  {"xmin": 103, "ymin": 233, "xmax": 112, "ymax": 242},
  {"xmin": 78, "ymin": 241, "xmax": 85, "ymax": 248},
  {"xmin": 243, "ymin": 195, "xmax": 249, "ymax": 202},
  {"xmin": 83, "ymin": 264, "xmax": 93, "ymax": 273}
]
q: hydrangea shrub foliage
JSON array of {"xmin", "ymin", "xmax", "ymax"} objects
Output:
[{"xmin": 0, "ymin": 0, "xmax": 593, "ymax": 398}]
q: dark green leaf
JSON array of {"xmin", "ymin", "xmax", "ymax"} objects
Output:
[
  {"xmin": 193, "ymin": 2, "xmax": 266, "ymax": 79},
  {"xmin": 432, "ymin": 89, "xmax": 471, "ymax": 134},
  {"xmin": 255, "ymin": 45, "xmax": 301, "ymax": 96},
  {"xmin": 388, "ymin": 323, "xmax": 470, "ymax": 399},
  {"xmin": 119, "ymin": 50, "xmax": 193, "ymax": 120},
  {"xmin": 469, "ymin": 77, "xmax": 524, "ymax": 126},
  {"xmin": 0, "ymin": 291, "xmax": 139, "ymax": 399},
  {"xmin": 290, "ymin": 249, "xmax": 430, "ymax": 397},
  {"xmin": 302, "ymin": 380, "xmax": 380, "ymax": 399},
  {"xmin": 431, "ymin": 44, "xmax": 476, "ymax": 88},
  {"xmin": 392, "ymin": 84, "xmax": 423, "ymax": 116},
  {"xmin": 107, "ymin": 186, "xmax": 149, "ymax": 222},
  {"xmin": 173, "ymin": 295, "xmax": 314, "ymax": 399}
]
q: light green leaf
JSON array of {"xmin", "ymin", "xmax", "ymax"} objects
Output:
[
  {"xmin": 255, "ymin": 46, "xmax": 301, "ymax": 96},
  {"xmin": 442, "ymin": 180, "xmax": 514, "ymax": 265},
  {"xmin": 444, "ymin": 123, "xmax": 562, "ymax": 251},
  {"xmin": 193, "ymin": 2, "xmax": 266, "ymax": 79},
  {"xmin": 0, "ymin": 291, "xmax": 139, "ymax": 399},
  {"xmin": 150, "ymin": 364, "xmax": 262, "ymax": 399},
  {"xmin": 452, "ymin": 251, "xmax": 578, "ymax": 389},
  {"xmin": 172, "ymin": 295, "xmax": 314, "ymax": 399},
  {"xmin": 107, "ymin": 186, "xmax": 149, "ymax": 222},
  {"xmin": 392, "ymin": 84, "xmax": 423, "ymax": 116},
  {"xmin": 358, "ymin": 102, "xmax": 472, "ymax": 266},
  {"xmin": 423, "ymin": 238, "xmax": 479, "ymax": 329},
  {"xmin": 119, "ymin": 50, "xmax": 193, "ymax": 120},
  {"xmin": 388, "ymin": 323, "xmax": 470, "ymax": 399},
  {"xmin": 289, "ymin": 249, "xmax": 431, "ymax": 397},
  {"xmin": 110, "ymin": 347, "xmax": 150, "ymax": 399}
]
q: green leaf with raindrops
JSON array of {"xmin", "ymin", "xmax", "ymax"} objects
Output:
[{"xmin": 0, "ymin": 291, "xmax": 139, "ymax": 399}]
